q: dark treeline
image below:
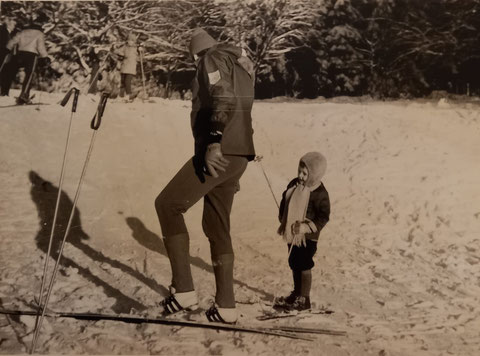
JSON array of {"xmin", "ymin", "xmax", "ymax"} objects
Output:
[{"xmin": 2, "ymin": 0, "xmax": 480, "ymax": 99}]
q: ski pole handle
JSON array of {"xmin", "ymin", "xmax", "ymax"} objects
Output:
[
  {"xmin": 72, "ymin": 88, "xmax": 79, "ymax": 112},
  {"xmin": 90, "ymin": 92, "xmax": 110, "ymax": 130},
  {"xmin": 60, "ymin": 87, "xmax": 80, "ymax": 112},
  {"xmin": 59, "ymin": 90, "xmax": 72, "ymax": 107}
]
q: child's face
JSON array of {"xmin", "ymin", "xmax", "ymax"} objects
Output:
[{"xmin": 297, "ymin": 163, "xmax": 308, "ymax": 185}]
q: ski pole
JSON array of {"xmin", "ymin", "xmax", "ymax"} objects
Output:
[
  {"xmin": 139, "ymin": 48, "xmax": 147, "ymax": 98},
  {"xmin": 30, "ymin": 92, "xmax": 110, "ymax": 354},
  {"xmin": 254, "ymin": 155, "xmax": 279, "ymax": 209},
  {"xmin": 254, "ymin": 156, "xmax": 297, "ymax": 258},
  {"xmin": 33, "ymin": 88, "xmax": 79, "ymax": 330},
  {"xmin": 287, "ymin": 197, "xmax": 309, "ymax": 260},
  {"xmin": 34, "ymin": 65, "xmax": 44, "ymax": 111},
  {"xmin": 0, "ymin": 52, "xmax": 11, "ymax": 73}
]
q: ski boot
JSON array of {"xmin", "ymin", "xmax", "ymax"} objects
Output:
[
  {"xmin": 273, "ymin": 291, "xmax": 298, "ymax": 310},
  {"xmin": 160, "ymin": 286, "xmax": 198, "ymax": 316},
  {"xmin": 16, "ymin": 94, "xmax": 32, "ymax": 105},
  {"xmin": 291, "ymin": 296, "xmax": 311, "ymax": 311},
  {"xmin": 205, "ymin": 303, "xmax": 238, "ymax": 324}
]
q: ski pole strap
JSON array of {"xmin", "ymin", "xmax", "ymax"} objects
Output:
[
  {"xmin": 60, "ymin": 87, "xmax": 80, "ymax": 112},
  {"xmin": 90, "ymin": 92, "xmax": 110, "ymax": 130}
]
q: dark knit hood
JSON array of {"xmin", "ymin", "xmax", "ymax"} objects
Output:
[{"xmin": 189, "ymin": 28, "xmax": 218, "ymax": 56}]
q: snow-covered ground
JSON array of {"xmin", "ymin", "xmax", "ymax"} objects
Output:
[{"xmin": 1, "ymin": 89, "xmax": 479, "ymax": 355}]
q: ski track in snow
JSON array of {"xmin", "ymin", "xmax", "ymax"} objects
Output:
[{"xmin": 1, "ymin": 90, "xmax": 480, "ymax": 355}]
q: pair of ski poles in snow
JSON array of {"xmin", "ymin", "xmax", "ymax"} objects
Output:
[{"xmin": 30, "ymin": 89, "xmax": 110, "ymax": 354}]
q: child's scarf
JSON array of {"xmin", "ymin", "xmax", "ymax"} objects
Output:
[
  {"xmin": 277, "ymin": 152, "xmax": 327, "ymax": 243},
  {"xmin": 278, "ymin": 183, "xmax": 310, "ymax": 243}
]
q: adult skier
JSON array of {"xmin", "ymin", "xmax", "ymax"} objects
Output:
[
  {"xmin": 155, "ymin": 28, "xmax": 256, "ymax": 324},
  {"xmin": 0, "ymin": 16, "xmax": 16, "ymax": 96},
  {"xmin": 5, "ymin": 12, "xmax": 49, "ymax": 104}
]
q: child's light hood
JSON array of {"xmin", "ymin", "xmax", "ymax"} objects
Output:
[{"xmin": 300, "ymin": 152, "xmax": 327, "ymax": 189}]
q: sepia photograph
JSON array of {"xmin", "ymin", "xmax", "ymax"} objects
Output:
[{"xmin": 0, "ymin": 0, "xmax": 479, "ymax": 354}]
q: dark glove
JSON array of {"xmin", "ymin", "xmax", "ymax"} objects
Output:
[
  {"xmin": 39, "ymin": 56, "xmax": 51, "ymax": 67},
  {"xmin": 204, "ymin": 143, "xmax": 229, "ymax": 178}
]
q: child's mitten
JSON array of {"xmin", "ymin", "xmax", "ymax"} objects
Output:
[
  {"xmin": 291, "ymin": 221, "xmax": 310, "ymax": 247},
  {"xmin": 292, "ymin": 221, "xmax": 311, "ymax": 235}
]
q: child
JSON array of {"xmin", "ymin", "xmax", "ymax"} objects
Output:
[
  {"xmin": 275, "ymin": 152, "xmax": 330, "ymax": 311},
  {"xmin": 116, "ymin": 32, "xmax": 139, "ymax": 101}
]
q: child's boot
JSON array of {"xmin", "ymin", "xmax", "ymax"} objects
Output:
[
  {"xmin": 274, "ymin": 270, "xmax": 302, "ymax": 309},
  {"xmin": 292, "ymin": 295, "xmax": 311, "ymax": 311},
  {"xmin": 292, "ymin": 269, "xmax": 312, "ymax": 311}
]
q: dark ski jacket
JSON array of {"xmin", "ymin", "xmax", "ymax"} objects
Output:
[
  {"xmin": 190, "ymin": 43, "xmax": 256, "ymax": 160},
  {"xmin": 278, "ymin": 178, "xmax": 330, "ymax": 241},
  {"xmin": 0, "ymin": 24, "xmax": 11, "ymax": 61}
]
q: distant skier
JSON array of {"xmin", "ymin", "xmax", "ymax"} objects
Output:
[
  {"xmin": 115, "ymin": 32, "xmax": 140, "ymax": 101},
  {"xmin": 86, "ymin": 47, "xmax": 101, "ymax": 94},
  {"xmin": 155, "ymin": 28, "xmax": 256, "ymax": 324},
  {"xmin": 274, "ymin": 152, "xmax": 330, "ymax": 311},
  {"xmin": 0, "ymin": 16, "xmax": 17, "ymax": 96},
  {"xmin": 5, "ymin": 12, "xmax": 50, "ymax": 104}
]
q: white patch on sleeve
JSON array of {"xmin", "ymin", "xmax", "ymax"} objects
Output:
[{"xmin": 207, "ymin": 70, "xmax": 221, "ymax": 85}]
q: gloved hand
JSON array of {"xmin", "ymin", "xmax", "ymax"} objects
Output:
[
  {"xmin": 39, "ymin": 56, "xmax": 51, "ymax": 67},
  {"xmin": 291, "ymin": 221, "xmax": 310, "ymax": 247},
  {"xmin": 292, "ymin": 221, "xmax": 311, "ymax": 235},
  {"xmin": 292, "ymin": 234, "xmax": 306, "ymax": 247},
  {"xmin": 205, "ymin": 143, "xmax": 229, "ymax": 178}
]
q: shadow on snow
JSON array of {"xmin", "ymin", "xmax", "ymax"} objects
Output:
[{"xmin": 29, "ymin": 170, "xmax": 164, "ymax": 314}]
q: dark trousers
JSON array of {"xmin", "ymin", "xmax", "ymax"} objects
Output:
[
  {"xmin": 155, "ymin": 155, "xmax": 248, "ymax": 257},
  {"xmin": 88, "ymin": 62, "xmax": 100, "ymax": 94},
  {"xmin": 0, "ymin": 52, "xmax": 14, "ymax": 96},
  {"xmin": 5, "ymin": 51, "xmax": 38, "ymax": 99},
  {"xmin": 120, "ymin": 73, "xmax": 133, "ymax": 96},
  {"xmin": 288, "ymin": 239, "xmax": 318, "ymax": 271}
]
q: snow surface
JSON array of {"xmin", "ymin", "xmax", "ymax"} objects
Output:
[{"xmin": 1, "ymin": 89, "xmax": 480, "ymax": 355}]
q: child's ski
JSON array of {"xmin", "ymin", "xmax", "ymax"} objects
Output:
[
  {"xmin": 256, "ymin": 307, "xmax": 335, "ymax": 321},
  {"xmin": 269, "ymin": 325, "xmax": 346, "ymax": 336},
  {"xmin": 0, "ymin": 308, "xmax": 313, "ymax": 341},
  {"xmin": 254, "ymin": 306, "xmax": 345, "ymax": 336}
]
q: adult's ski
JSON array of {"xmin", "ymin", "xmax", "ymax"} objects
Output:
[
  {"xmin": 0, "ymin": 103, "xmax": 50, "ymax": 108},
  {"xmin": 0, "ymin": 308, "xmax": 314, "ymax": 341}
]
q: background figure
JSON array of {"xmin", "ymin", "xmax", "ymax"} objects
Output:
[
  {"xmin": 96, "ymin": 56, "xmax": 120, "ymax": 98},
  {"xmin": 116, "ymin": 32, "xmax": 138, "ymax": 101},
  {"xmin": 6, "ymin": 12, "xmax": 49, "ymax": 104},
  {"xmin": 0, "ymin": 16, "xmax": 17, "ymax": 96},
  {"xmin": 86, "ymin": 47, "xmax": 100, "ymax": 94}
]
